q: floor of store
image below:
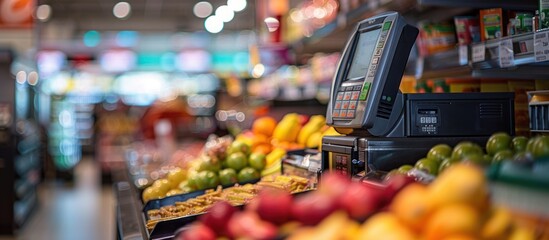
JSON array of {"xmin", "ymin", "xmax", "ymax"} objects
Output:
[{"xmin": 0, "ymin": 157, "xmax": 115, "ymax": 240}]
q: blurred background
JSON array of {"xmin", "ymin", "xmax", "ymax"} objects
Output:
[{"xmin": 0, "ymin": 0, "xmax": 548, "ymax": 239}]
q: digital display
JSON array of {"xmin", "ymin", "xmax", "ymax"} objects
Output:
[{"xmin": 346, "ymin": 28, "xmax": 382, "ymax": 80}]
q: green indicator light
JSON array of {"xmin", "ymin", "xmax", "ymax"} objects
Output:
[
  {"xmin": 387, "ymin": 96, "xmax": 392, "ymax": 102},
  {"xmin": 359, "ymin": 82, "xmax": 371, "ymax": 101},
  {"xmin": 383, "ymin": 21, "xmax": 392, "ymax": 31}
]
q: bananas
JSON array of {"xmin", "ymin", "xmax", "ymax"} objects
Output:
[{"xmin": 297, "ymin": 115, "xmax": 326, "ymax": 146}]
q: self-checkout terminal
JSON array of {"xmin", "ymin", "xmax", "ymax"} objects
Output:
[{"xmin": 321, "ymin": 12, "xmax": 515, "ymax": 178}]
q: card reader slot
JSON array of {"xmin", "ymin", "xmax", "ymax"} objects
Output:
[{"xmin": 418, "ymin": 109, "xmax": 437, "ymax": 115}]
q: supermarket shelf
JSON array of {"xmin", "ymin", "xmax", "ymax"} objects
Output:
[
  {"xmin": 411, "ymin": 47, "xmax": 472, "ymax": 80},
  {"xmin": 291, "ymin": 0, "xmax": 537, "ymax": 56},
  {"xmin": 418, "ymin": 0, "xmax": 538, "ymax": 10},
  {"xmin": 472, "ymin": 64, "xmax": 549, "ymax": 79},
  {"xmin": 415, "ymin": 29, "xmax": 549, "ymax": 80},
  {"xmin": 468, "ymin": 29, "xmax": 549, "ymax": 78}
]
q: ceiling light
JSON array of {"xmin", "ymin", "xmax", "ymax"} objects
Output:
[
  {"xmin": 252, "ymin": 64, "xmax": 265, "ymax": 78},
  {"xmin": 205, "ymin": 15, "xmax": 223, "ymax": 33},
  {"xmin": 215, "ymin": 5, "xmax": 234, "ymax": 22},
  {"xmin": 228, "ymin": 0, "xmax": 247, "ymax": 12},
  {"xmin": 264, "ymin": 17, "xmax": 279, "ymax": 32},
  {"xmin": 113, "ymin": 2, "xmax": 131, "ymax": 19},
  {"xmin": 16, "ymin": 71, "xmax": 26, "ymax": 84},
  {"xmin": 193, "ymin": 1, "xmax": 213, "ymax": 18},
  {"xmin": 28, "ymin": 72, "xmax": 39, "ymax": 86},
  {"xmin": 290, "ymin": 9, "xmax": 303, "ymax": 23},
  {"xmin": 36, "ymin": 4, "xmax": 52, "ymax": 22},
  {"xmin": 83, "ymin": 30, "xmax": 101, "ymax": 47}
]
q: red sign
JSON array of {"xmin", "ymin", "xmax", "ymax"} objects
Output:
[{"xmin": 0, "ymin": 0, "xmax": 34, "ymax": 28}]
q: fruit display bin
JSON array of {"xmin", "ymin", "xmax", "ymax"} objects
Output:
[
  {"xmin": 146, "ymin": 188, "xmax": 315, "ymax": 240},
  {"xmin": 281, "ymin": 149, "xmax": 322, "ymax": 185},
  {"xmin": 528, "ymin": 90, "xmax": 549, "ymax": 133}
]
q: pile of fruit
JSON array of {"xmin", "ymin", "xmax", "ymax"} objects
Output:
[
  {"xmin": 392, "ymin": 133, "xmax": 549, "ymax": 177},
  {"xmin": 290, "ymin": 163, "xmax": 536, "ymax": 240},
  {"xmin": 176, "ymin": 172, "xmax": 414, "ymax": 240},
  {"xmin": 142, "ymin": 113, "xmax": 339, "ymax": 203},
  {"xmin": 145, "ymin": 175, "xmax": 311, "ymax": 231},
  {"xmin": 238, "ymin": 113, "xmax": 340, "ymax": 154},
  {"xmin": 178, "ymin": 164, "xmax": 537, "ymax": 240},
  {"xmin": 142, "ymin": 137, "xmax": 270, "ymax": 202}
]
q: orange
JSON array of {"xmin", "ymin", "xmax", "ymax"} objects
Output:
[
  {"xmin": 357, "ymin": 212, "xmax": 417, "ymax": 240},
  {"xmin": 253, "ymin": 143, "xmax": 272, "ymax": 155},
  {"xmin": 427, "ymin": 163, "xmax": 488, "ymax": 210},
  {"xmin": 251, "ymin": 134, "xmax": 270, "ymax": 148},
  {"xmin": 423, "ymin": 204, "xmax": 481, "ymax": 240},
  {"xmin": 390, "ymin": 183, "xmax": 432, "ymax": 232},
  {"xmin": 252, "ymin": 116, "xmax": 277, "ymax": 137}
]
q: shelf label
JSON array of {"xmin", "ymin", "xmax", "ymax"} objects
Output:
[
  {"xmin": 498, "ymin": 39, "xmax": 515, "ymax": 68},
  {"xmin": 472, "ymin": 43, "xmax": 485, "ymax": 63},
  {"xmin": 534, "ymin": 32, "xmax": 549, "ymax": 62},
  {"xmin": 459, "ymin": 45, "xmax": 468, "ymax": 65}
]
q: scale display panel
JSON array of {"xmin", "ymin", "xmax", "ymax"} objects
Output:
[{"xmin": 326, "ymin": 12, "xmax": 418, "ymax": 133}]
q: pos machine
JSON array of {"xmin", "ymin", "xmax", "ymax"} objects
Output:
[{"xmin": 321, "ymin": 12, "xmax": 514, "ymax": 178}]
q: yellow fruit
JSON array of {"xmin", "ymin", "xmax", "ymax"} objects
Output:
[
  {"xmin": 266, "ymin": 148, "xmax": 286, "ymax": 167},
  {"xmin": 142, "ymin": 186, "xmax": 163, "ymax": 203},
  {"xmin": 152, "ymin": 179, "xmax": 171, "ymax": 195},
  {"xmin": 297, "ymin": 115, "xmax": 326, "ymax": 145},
  {"xmin": 442, "ymin": 235, "xmax": 477, "ymax": 240},
  {"xmin": 508, "ymin": 225, "xmax": 536, "ymax": 240},
  {"xmin": 357, "ymin": 212, "xmax": 417, "ymax": 240},
  {"xmin": 261, "ymin": 162, "xmax": 281, "ymax": 176},
  {"xmin": 288, "ymin": 211, "xmax": 355, "ymax": 240},
  {"xmin": 166, "ymin": 167, "xmax": 187, "ymax": 188},
  {"xmin": 306, "ymin": 132, "xmax": 323, "ymax": 148},
  {"xmin": 427, "ymin": 163, "xmax": 488, "ymax": 210},
  {"xmin": 318, "ymin": 127, "xmax": 342, "ymax": 151},
  {"xmin": 390, "ymin": 183, "xmax": 432, "ymax": 232},
  {"xmin": 287, "ymin": 227, "xmax": 316, "ymax": 240},
  {"xmin": 273, "ymin": 113, "xmax": 302, "ymax": 143},
  {"xmin": 481, "ymin": 207, "xmax": 513, "ymax": 240},
  {"xmin": 252, "ymin": 116, "xmax": 277, "ymax": 137},
  {"xmin": 423, "ymin": 204, "xmax": 481, "ymax": 240},
  {"xmin": 166, "ymin": 189, "xmax": 183, "ymax": 197}
]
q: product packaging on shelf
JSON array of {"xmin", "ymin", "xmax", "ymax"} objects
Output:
[
  {"xmin": 480, "ymin": 8, "xmax": 504, "ymax": 41},
  {"xmin": 515, "ymin": 12, "xmax": 534, "ymax": 33},
  {"xmin": 418, "ymin": 20, "xmax": 457, "ymax": 55},
  {"xmin": 541, "ymin": 0, "xmax": 549, "ymax": 29},
  {"xmin": 454, "ymin": 16, "xmax": 481, "ymax": 45}
]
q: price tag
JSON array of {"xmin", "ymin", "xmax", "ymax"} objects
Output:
[
  {"xmin": 458, "ymin": 45, "xmax": 468, "ymax": 65},
  {"xmin": 534, "ymin": 31, "xmax": 549, "ymax": 62},
  {"xmin": 472, "ymin": 43, "xmax": 485, "ymax": 63},
  {"xmin": 498, "ymin": 39, "xmax": 515, "ymax": 68}
]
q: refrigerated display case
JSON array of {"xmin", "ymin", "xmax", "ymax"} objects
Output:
[{"xmin": 0, "ymin": 48, "xmax": 42, "ymax": 234}]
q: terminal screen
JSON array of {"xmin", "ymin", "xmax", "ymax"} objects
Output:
[{"xmin": 346, "ymin": 28, "xmax": 381, "ymax": 81}]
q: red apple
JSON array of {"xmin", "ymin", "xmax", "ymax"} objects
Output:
[
  {"xmin": 177, "ymin": 223, "xmax": 216, "ymax": 240},
  {"xmin": 298, "ymin": 115, "xmax": 309, "ymax": 126},
  {"xmin": 199, "ymin": 201, "xmax": 236, "ymax": 236},
  {"xmin": 227, "ymin": 211, "xmax": 278, "ymax": 240},
  {"xmin": 255, "ymin": 188, "xmax": 293, "ymax": 225},
  {"xmin": 291, "ymin": 192, "xmax": 339, "ymax": 225},
  {"xmin": 338, "ymin": 182, "xmax": 383, "ymax": 221},
  {"xmin": 318, "ymin": 172, "xmax": 351, "ymax": 196}
]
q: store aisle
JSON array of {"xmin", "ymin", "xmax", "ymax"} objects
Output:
[{"xmin": 3, "ymin": 158, "xmax": 115, "ymax": 240}]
